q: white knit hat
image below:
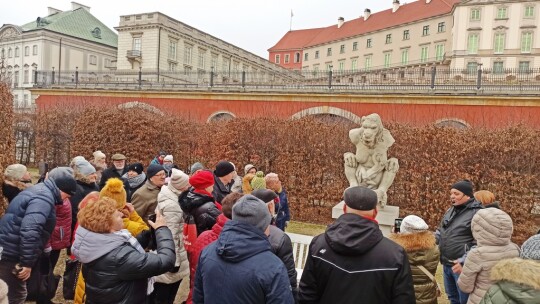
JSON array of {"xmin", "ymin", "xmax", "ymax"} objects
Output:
[
  {"xmin": 400, "ymin": 215, "xmax": 429, "ymax": 234},
  {"xmin": 4, "ymin": 164, "xmax": 27, "ymax": 180},
  {"xmin": 169, "ymin": 168, "xmax": 189, "ymax": 191},
  {"xmin": 164, "ymin": 155, "xmax": 174, "ymax": 162},
  {"xmin": 93, "ymin": 150, "xmax": 106, "ymax": 160}
]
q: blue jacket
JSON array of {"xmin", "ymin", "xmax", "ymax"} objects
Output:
[
  {"xmin": 193, "ymin": 220, "xmax": 294, "ymax": 304},
  {"xmin": 274, "ymin": 188, "xmax": 291, "ymax": 231},
  {"xmin": 0, "ymin": 179, "xmax": 61, "ymax": 267}
]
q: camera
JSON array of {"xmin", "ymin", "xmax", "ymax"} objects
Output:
[{"xmin": 394, "ymin": 218, "xmax": 403, "ymax": 233}]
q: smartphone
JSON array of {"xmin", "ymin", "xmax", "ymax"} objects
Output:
[
  {"xmin": 394, "ymin": 218, "xmax": 403, "ymax": 233},
  {"xmin": 148, "ymin": 214, "xmax": 157, "ymax": 223}
]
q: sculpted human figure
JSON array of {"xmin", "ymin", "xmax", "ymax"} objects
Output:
[{"xmin": 343, "ymin": 113, "xmax": 399, "ymax": 208}]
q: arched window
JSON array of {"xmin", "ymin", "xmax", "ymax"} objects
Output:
[
  {"xmin": 8, "ymin": 48, "xmax": 12, "ymax": 58},
  {"xmin": 295, "ymin": 52, "xmax": 301, "ymax": 63}
]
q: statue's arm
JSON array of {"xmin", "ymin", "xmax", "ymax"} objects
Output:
[{"xmin": 349, "ymin": 128, "xmax": 362, "ymax": 145}]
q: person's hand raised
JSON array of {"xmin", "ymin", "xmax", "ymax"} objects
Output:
[{"xmin": 148, "ymin": 209, "xmax": 167, "ymax": 229}]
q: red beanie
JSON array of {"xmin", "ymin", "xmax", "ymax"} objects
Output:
[{"xmin": 189, "ymin": 170, "xmax": 215, "ymax": 190}]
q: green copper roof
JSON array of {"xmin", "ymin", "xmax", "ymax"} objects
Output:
[{"xmin": 20, "ymin": 8, "xmax": 117, "ymax": 48}]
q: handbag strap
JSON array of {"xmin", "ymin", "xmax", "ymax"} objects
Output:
[{"xmin": 417, "ymin": 265, "xmax": 436, "ymax": 284}]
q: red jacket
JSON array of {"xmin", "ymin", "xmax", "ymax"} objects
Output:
[
  {"xmin": 187, "ymin": 213, "xmax": 228, "ymax": 304},
  {"xmin": 49, "ymin": 198, "xmax": 72, "ymax": 250}
]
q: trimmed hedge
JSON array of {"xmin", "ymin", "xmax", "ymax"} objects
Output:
[{"xmin": 0, "ymin": 83, "xmax": 15, "ymax": 216}]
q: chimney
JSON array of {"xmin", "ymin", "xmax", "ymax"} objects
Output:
[
  {"xmin": 47, "ymin": 7, "xmax": 62, "ymax": 15},
  {"xmin": 71, "ymin": 2, "xmax": 91, "ymax": 12},
  {"xmin": 393, "ymin": 0, "xmax": 400, "ymax": 13},
  {"xmin": 337, "ymin": 17, "xmax": 345, "ymax": 28},
  {"xmin": 364, "ymin": 8, "xmax": 371, "ymax": 20}
]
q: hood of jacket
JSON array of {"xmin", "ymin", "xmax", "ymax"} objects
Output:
[
  {"xmin": 491, "ymin": 258, "xmax": 540, "ymax": 290},
  {"xmin": 72, "ymin": 226, "xmax": 131, "ymax": 263},
  {"xmin": 471, "ymin": 208, "xmax": 513, "ymax": 247},
  {"xmin": 389, "ymin": 231, "xmax": 437, "ymax": 253},
  {"xmin": 158, "ymin": 185, "xmax": 180, "ymax": 204},
  {"xmin": 325, "ymin": 213, "xmax": 383, "ymax": 255},
  {"xmin": 43, "ymin": 179, "xmax": 63, "ymax": 205},
  {"xmin": 212, "ymin": 213, "xmax": 228, "ymax": 235},
  {"xmin": 214, "ymin": 220, "xmax": 271, "ymax": 263}
]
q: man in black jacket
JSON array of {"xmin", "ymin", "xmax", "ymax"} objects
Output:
[
  {"xmin": 99, "ymin": 153, "xmax": 128, "ymax": 189},
  {"xmin": 436, "ymin": 180, "xmax": 483, "ymax": 304},
  {"xmin": 298, "ymin": 186, "xmax": 415, "ymax": 304}
]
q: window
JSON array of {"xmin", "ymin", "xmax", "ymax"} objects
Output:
[
  {"xmin": 470, "ymin": 8, "xmax": 481, "ymax": 21},
  {"xmin": 326, "ymin": 63, "xmax": 332, "ymax": 71},
  {"xmin": 352, "ymin": 42, "xmax": 358, "ymax": 51},
  {"xmin": 14, "ymin": 71, "xmax": 19, "ymax": 86},
  {"xmin": 169, "ymin": 40, "xmax": 177, "ymax": 60},
  {"xmin": 366, "ymin": 38, "xmax": 372, "ymax": 48},
  {"xmin": 222, "ymin": 58, "xmax": 230, "ymax": 73},
  {"xmin": 493, "ymin": 61, "xmax": 504, "ymax": 74},
  {"xmin": 384, "ymin": 53, "xmax": 391, "ymax": 68},
  {"xmin": 105, "ymin": 58, "xmax": 111, "ymax": 67},
  {"xmin": 525, "ymin": 6, "xmax": 534, "ymax": 18},
  {"xmin": 467, "ymin": 62, "xmax": 478, "ymax": 74},
  {"xmin": 496, "ymin": 7, "xmax": 508, "ymax": 19},
  {"xmin": 89, "ymin": 55, "xmax": 97, "ymax": 65},
  {"xmin": 184, "ymin": 44, "xmax": 193, "ymax": 65},
  {"xmin": 401, "ymin": 49, "xmax": 409, "ymax": 65},
  {"xmin": 494, "ymin": 33, "xmax": 505, "ymax": 54},
  {"xmin": 385, "ymin": 34, "xmax": 392, "ymax": 44},
  {"xmin": 468, "ymin": 34, "xmax": 479, "ymax": 54},
  {"xmin": 0, "ymin": 49, "xmax": 3, "ymax": 58},
  {"xmin": 14, "ymin": 47, "xmax": 19, "ymax": 57},
  {"xmin": 295, "ymin": 52, "xmax": 300, "ymax": 63},
  {"xmin": 351, "ymin": 58, "xmax": 357, "ymax": 71},
  {"xmin": 364, "ymin": 56, "xmax": 372, "ymax": 71},
  {"xmin": 211, "ymin": 54, "xmax": 218, "ymax": 70},
  {"xmin": 24, "ymin": 69, "xmax": 29, "ymax": 83},
  {"xmin": 24, "ymin": 46, "xmax": 29, "ymax": 56},
  {"xmin": 284, "ymin": 54, "xmax": 290, "ymax": 63},
  {"xmin": 422, "ymin": 25, "xmax": 430, "ymax": 36},
  {"xmin": 315, "ymin": 51, "xmax": 319, "ymax": 59},
  {"xmin": 327, "ymin": 48, "xmax": 332, "ymax": 56},
  {"xmin": 519, "ymin": 61, "xmax": 530, "ymax": 73},
  {"xmin": 198, "ymin": 49, "xmax": 206, "ymax": 69},
  {"xmin": 420, "ymin": 46, "xmax": 429, "ymax": 63},
  {"xmin": 304, "ymin": 53, "xmax": 309, "ymax": 61},
  {"xmin": 521, "ymin": 32, "xmax": 533, "ymax": 53},
  {"xmin": 168, "ymin": 62, "xmax": 177, "ymax": 72},
  {"xmin": 435, "ymin": 44, "xmax": 444, "ymax": 60},
  {"xmin": 13, "ymin": 95, "xmax": 18, "ymax": 105},
  {"xmin": 403, "ymin": 30, "xmax": 409, "ymax": 40},
  {"xmin": 438, "ymin": 22, "xmax": 445, "ymax": 33},
  {"xmin": 340, "ymin": 44, "xmax": 345, "ymax": 54},
  {"xmin": 135, "ymin": 15, "xmax": 142, "ymax": 20},
  {"xmin": 275, "ymin": 54, "xmax": 280, "ymax": 64},
  {"xmin": 23, "ymin": 95, "xmax": 28, "ymax": 108},
  {"xmin": 7, "ymin": 48, "xmax": 12, "ymax": 58},
  {"xmin": 338, "ymin": 60, "xmax": 345, "ymax": 71},
  {"xmin": 313, "ymin": 64, "xmax": 320, "ymax": 72},
  {"xmin": 32, "ymin": 45, "xmax": 37, "ymax": 55},
  {"xmin": 132, "ymin": 38, "xmax": 141, "ymax": 51}
]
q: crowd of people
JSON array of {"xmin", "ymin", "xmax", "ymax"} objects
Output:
[{"xmin": 0, "ymin": 150, "xmax": 538, "ymax": 304}]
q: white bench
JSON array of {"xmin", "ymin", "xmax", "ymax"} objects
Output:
[{"xmin": 286, "ymin": 232, "xmax": 314, "ymax": 283}]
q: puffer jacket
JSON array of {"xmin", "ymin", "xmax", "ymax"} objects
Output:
[
  {"xmin": 72, "ymin": 226, "xmax": 176, "ymax": 304},
  {"xmin": 479, "ymin": 258, "xmax": 540, "ymax": 304},
  {"xmin": 132, "ymin": 180, "xmax": 161, "ymax": 224},
  {"xmin": 155, "ymin": 185, "xmax": 189, "ymax": 284},
  {"xmin": 71, "ymin": 174, "xmax": 99, "ymax": 229},
  {"xmin": 49, "ymin": 198, "xmax": 72, "ymax": 250},
  {"xmin": 268, "ymin": 225, "xmax": 298, "ymax": 290},
  {"xmin": 457, "ymin": 209, "xmax": 520, "ymax": 304},
  {"xmin": 298, "ymin": 213, "xmax": 415, "ymax": 304},
  {"xmin": 389, "ymin": 231, "xmax": 440, "ymax": 304},
  {"xmin": 180, "ymin": 189, "xmax": 221, "ymax": 236},
  {"xmin": 436, "ymin": 198, "xmax": 483, "ymax": 265},
  {"xmin": 0, "ymin": 179, "xmax": 60, "ymax": 267},
  {"xmin": 193, "ymin": 220, "xmax": 294, "ymax": 304}
]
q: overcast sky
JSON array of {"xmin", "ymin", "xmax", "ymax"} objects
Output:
[{"xmin": 0, "ymin": 0, "xmax": 389, "ymax": 58}]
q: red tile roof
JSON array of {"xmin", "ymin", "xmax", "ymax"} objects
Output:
[{"xmin": 269, "ymin": 0, "xmax": 460, "ymax": 51}]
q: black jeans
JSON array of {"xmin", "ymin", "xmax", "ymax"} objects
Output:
[
  {"xmin": 148, "ymin": 280, "xmax": 182, "ymax": 304},
  {"xmin": 0, "ymin": 260, "xmax": 27, "ymax": 304}
]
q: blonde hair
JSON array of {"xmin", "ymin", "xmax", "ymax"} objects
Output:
[
  {"xmin": 474, "ymin": 190, "xmax": 495, "ymax": 205},
  {"xmin": 78, "ymin": 197, "xmax": 118, "ymax": 233}
]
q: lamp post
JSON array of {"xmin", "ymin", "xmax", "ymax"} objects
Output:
[{"xmin": 328, "ymin": 65, "xmax": 333, "ymax": 89}]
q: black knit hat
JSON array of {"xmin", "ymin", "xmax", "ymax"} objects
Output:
[
  {"xmin": 251, "ymin": 189, "xmax": 278, "ymax": 204},
  {"xmin": 54, "ymin": 175, "xmax": 77, "ymax": 196},
  {"xmin": 451, "ymin": 180, "xmax": 474, "ymax": 198},
  {"xmin": 147, "ymin": 163, "xmax": 164, "ymax": 179},
  {"xmin": 343, "ymin": 186, "xmax": 378, "ymax": 210},
  {"xmin": 127, "ymin": 162, "xmax": 144, "ymax": 175},
  {"xmin": 214, "ymin": 161, "xmax": 235, "ymax": 177}
]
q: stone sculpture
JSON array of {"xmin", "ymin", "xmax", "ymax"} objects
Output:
[{"xmin": 343, "ymin": 113, "xmax": 399, "ymax": 208}]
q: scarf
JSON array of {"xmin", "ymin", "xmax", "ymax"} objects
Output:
[
  {"xmin": 115, "ymin": 229, "xmax": 155, "ymax": 295},
  {"xmin": 123, "ymin": 172, "xmax": 147, "ymax": 189}
]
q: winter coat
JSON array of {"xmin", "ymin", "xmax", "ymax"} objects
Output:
[
  {"xmin": 49, "ymin": 198, "xmax": 72, "ymax": 250},
  {"xmin": 479, "ymin": 258, "xmax": 540, "ymax": 304},
  {"xmin": 298, "ymin": 213, "xmax": 415, "ymax": 304},
  {"xmin": 212, "ymin": 175, "xmax": 232, "ymax": 205},
  {"xmin": 99, "ymin": 166, "xmax": 128, "ymax": 189},
  {"xmin": 72, "ymin": 226, "xmax": 176, "ymax": 304},
  {"xmin": 389, "ymin": 231, "xmax": 440, "ymax": 304},
  {"xmin": 2, "ymin": 181, "xmax": 29, "ymax": 203},
  {"xmin": 193, "ymin": 220, "xmax": 294, "ymax": 304},
  {"xmin": 180, "ymin": 189, "xmax": 221, "ymax": 236},
  {"xmin": 275, "ymin": 188, "xmax": 291, "ymax": 231},
  {"xmin": 70, "ymin": 175, "xmax": 99, "ymax": 229},
  {"xmin": 0, "ymin": 179, "xmax": 61, "ymax": 267},
  {"xmin": 155, "ymin": 185, "xmax": 190, "ymax": 284},
  {"xmin": 457, "ymin": 209, "xmax": 520, "ymax": 304},
  {"xmin": 132, "ymin": 180, "xmax": 161, "ymax": 225},
  {"xmin": 268, "ymin": 225, "xmax": 298, "ymax": 290},
  {"xmin": 124, "ymin": 172, "xmax": 147, "ymax": 202},
  {"xmin": 436, "ymin": 198, "xmax": 483, "ymax": 266}
]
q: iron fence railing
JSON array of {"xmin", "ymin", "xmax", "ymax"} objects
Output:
[{"xmin": 30, "ymin": 67, "xmax": 540, "ymax": 94}]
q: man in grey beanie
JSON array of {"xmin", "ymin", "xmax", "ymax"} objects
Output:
[{"xmin": 193, "ymin": 195, "xmax": 294, "ymax": 304}]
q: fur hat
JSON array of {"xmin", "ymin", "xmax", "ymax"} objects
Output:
[
  {"xmin": 244, "ymin": 164, "xmax": 256, "ymax": 175},
  {"xmin": 521, "ymin": 234, "xmax": 540, "ymax": 260},
  {"xmin": 343, "ymin": 186, "xmax": 378, "ymax": 210},
  {"xmin": 100, "ymin": 178, "xmax": 127, "ymax": 209},
  {"xmin": 190, "ymin": 162, "xmax": 204, "ymax": 174},
  {"xmin": 75, "ymin": 160, "xmax": 96, "ymax": 176},
  {"xmin": 400, "ymin": 215, "xmax": 429, "ymax": 234},
  {"xmin": 215, "ymin": 161, "xmax": 235, "ymax": 177},
  {"xmin": 242, "ymin": 173, "xmax": 255, "ymax": 194},
  {"xmin": 111, "ymin": 153, "xmax": 126, "ymax": 161},
  {"xmin": 0, "ymin": 279, "xmax": 7, "ymax": 304},
  {"xmin": 147, "ymin": 163, "xmax": 164, "ymax": 179},
  {"xmin": 48, "ymin": 167, "xmax": 77, "ymax": 196},
  {"xmin": 4, "ymin": 164, "xmax": 27, "ymax": 180},
  {"xmin": 164, "ymin": 155, "xmax": 174, "ymax": 162},
  {"xmin": 189, "ymin": 170, "xmax": 214, "ymax": 190},
  {"xmin": 93, "ymin": 150, "xmax": 106, "ymax": 160},
  {"xmin": 250, "ymin": 171, "xmax": 266, "ymax": 190},
  {"xmin": 451, "ymin": 180, "xmax": 474, "ymax": 198},
  {"xmin": 169, "ymin": 169, "xmax": 190, "ymax": 191},
  {"xmin": 127, "ymin": 163, "xmax": 144, "ymax": 175},
  {"xmin": 232, "ymin": 195, "xmax": 271, "ymax": 233},
  {"xmin": 251, "ymin": 189, "xmax": 278, "ymax": 204}
]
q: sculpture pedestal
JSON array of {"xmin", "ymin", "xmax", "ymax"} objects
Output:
[{"xmin": 332, "ymin": 202, "xmax": 399, "ymax": 237}]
